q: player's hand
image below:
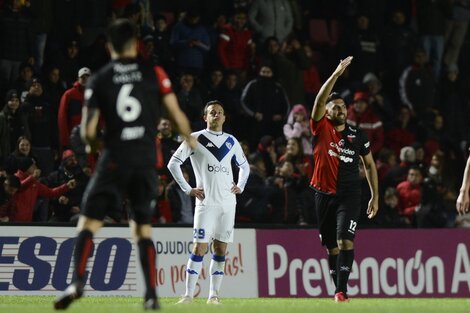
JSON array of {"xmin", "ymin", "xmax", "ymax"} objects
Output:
[
  {"xmin": 190, "ymin": 188, "xmax": 205, "ymax": 200},
  {"xmin": 456, "ymin": 191, "xmax": 470, "ymax": 215},
  {"xmin": 231, "ymin": 182, "xmax": 241, "ymax": 194},
  {"xmin": 185, "ymin": 135, "xmax": 198, "ymax": 150},
  {"xmin": 67, "ymin": 179, "xmax": 77, "ymax": 189},
  {"xmin": 333, "ymin": 56, "xmax": 353, "ymax": 77},
  {"xmin": 367, "ymin": 197, "xmax": 379, "ymax": 219}
]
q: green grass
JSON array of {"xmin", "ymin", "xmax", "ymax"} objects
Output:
[{"xmin": 1, "ymin": 296, "xmax": 469, "ymax": 313}]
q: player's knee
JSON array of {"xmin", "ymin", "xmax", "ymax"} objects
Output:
[
  {"xmin": 337, "ymin": 239, "xmax": 354, "ymax": 250},
  {"xmin": 327, "ymin": 247, "xmax": 340, "ymax": 255},
  {"xmin": 192, "ymin": 243, "xmax": 208, "ymax": 256}
]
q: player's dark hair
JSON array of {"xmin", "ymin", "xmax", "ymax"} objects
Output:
[
  {"xmin": 326, "ymin": 92, "xmax": 344, "ymax": 103},
  {"xmin": 106, "ymin": 18, "xmax": 137, "ymax": 54},
  {"xmin": 203, "ymin": 100, "xmax": 225, "ymax": 116}
]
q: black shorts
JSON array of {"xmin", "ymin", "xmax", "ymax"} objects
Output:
[
  {"xmin": 314, "ymin": 190, "xmax": 361, "ymax": 249},
  {"xmin": 81, "ymin": 152, "xmax": 157, "ymax": 224}
]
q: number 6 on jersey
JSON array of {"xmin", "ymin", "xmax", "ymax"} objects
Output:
[{"xmin": 117, "ymin": 84, "xmax": 141, "ymax": 122}]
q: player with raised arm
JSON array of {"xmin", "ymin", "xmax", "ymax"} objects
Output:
[
  {"xmin": 167, "ymin": 100, "xmax": 250, "ymax": 305},
  {"xmin": 309, "ymin": 56, "xmax": 379, "ymax": 302},
  {"xmin": 54, "ymin": 19, "xmax": 196, "ymax": 311}
]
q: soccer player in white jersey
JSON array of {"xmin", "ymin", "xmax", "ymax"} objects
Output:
[{"xmin": 167, "ymin": 100, "xmax": 250, "ymax": 304}]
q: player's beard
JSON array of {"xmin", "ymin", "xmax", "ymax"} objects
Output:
[{"xmin": 328, "ymin": 114, "xmax": 346, "ymax": 126}]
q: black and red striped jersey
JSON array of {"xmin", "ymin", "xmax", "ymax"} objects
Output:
[
  {"xmin": 310, "ymin": 117, "xmax": 370, "ymax": 194},
  {"xmin": 84, "ymin": 59, "xmax": 173, "ymax": 167}
]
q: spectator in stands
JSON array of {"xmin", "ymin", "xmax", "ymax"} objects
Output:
[
  {"xmin": 58, "ymin": 67, "xmax": 90, "ymax": 151},
  {"xmin": 4, "ymin": 136, "xmax": 35, "ymax": 175},
  {"xmin": 399, "ymin": 48, "xmax": 436, "ymax": 117},
  {"xmin": 376, "ymin": 148, "xmax": 397, "ymax": 183},
  {"xmin": 176, "ymin": 72, "xmax": 204, "ymax": 129},
  {"xmin": 241, "ymin": 64, "xmax": 290, "ymax": 147},
  {"xmin": 217, "ymin": 10, "xmax": 253, "ymax": 82},
  {"xmin": 385, "ymin": 106, "xmax": 418, "ymax": 156},
  {"xmin": 382, "ymin": 145, "xmax": 417, "ymax": 190},
  {"xmin": 155, "ymin": 118, "xmax": 181, "ymax": 177},
  {"xmin": 42, "ymin": 66, "xmax": 66, "ymax": 119},
  {"xmin": 265, "ymin": 37, "xmax": 310, "ymax": 105},
  {"xmin": 170, "ymin": 8, "xmax": 210, "ymax": 77},
  {"xmin": 250, "ymin": 135, "xmax": 277, "ymax": 177},
  {"xmin": 248, "ymin": 0, "xmax": 293, "ymax": 44},
  {"xmin": 23, "ymin": 77, "xmax": 58, "ymax": 176},
  {"xmin": 202, "ymin": 68, "xmax": 224, "ymax": 102},
  {"xmin": 375, "ymin": 187, "xmax": 411, "ymax": 228},
  {"xmin": 416, "ymin": 176, "xmax": 448, "ymax": 228},
  {"xmin": 0, "ymin": 89, "xmax": 30, "ymax": 164},
  {"xmin": 0, "ymin": 0, "xmax": 34, "ymax": 89},
  {"xmin": 12, "ymin": 157, "xmax": 75, "ymax": 222},
  {"xmin": 346, "ymin": 91, "xmax": 384, "ymax": 156},
  {"xmin": 56, "ymin": 40, "xmax": 82, "ymax": 88},
  {"xmin": 302, "ymin": 43, "xmax": 321, "ymax": 108},
  {"xmin": 362, "ymin": 72, "xmax": 394, "ymax": 127},
  {"xmin": 444, "ymin": 1, "xmax": 470, "ymax": 68},
  {"xmin": 152, "ymin": 14, "xmax": 174, "ymax": 76},
  {"xmin": 339, "ymin": 12, "xmax": 381, "ymax": 80},
  {"xmin": 217, "ymin": 70, "xmax": 244, "ymax": 136},
  {"xmin": 415, "ymin": 0, "xmax": 452, "ymax": 78},
  {"xmin": 278, "ymin": 137, "xmax": 313, "ymax": 179},
  {"xmin": 29, "ymin": 0, "xmax": 53, "ymax": 71},
  {"xmin": 0, "ymin": 174, "xmax": 21, "ymax": 222},
  {"xmin": 283, "ymin": 104, "xmax": 312, "ymax": 157},
  {"xmin": 167, "ymin": 166, "xmax": 194, "ymax": 224},
  {"xmin": 11, "ymin": 62, "xmax": 34, "ymax": 101},
  {"xmin": 381, "ymin": 9, "xmax": 418, "ymax": 101},
  {"xmin": 46, "ymin": 149, "xmax": 89, "ymax": 223},
  {"xmin": 396, "ymin": 166, "xmax": 423, "ymax": 224}
]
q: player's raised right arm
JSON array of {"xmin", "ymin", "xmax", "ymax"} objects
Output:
[
  {"xmin": 456, "ymin": 155, "xmax": 470, "ymax": 215},
  {"xmin": 311, "ymin": 56, "xmax": 353, "ymax": 121},
  {"xmin": 162, "ymin": 93, "xmax": 197, "ymax": 149}
]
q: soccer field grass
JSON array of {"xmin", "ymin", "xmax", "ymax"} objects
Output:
[{"xmin": 1, "ymin": 296, "xmax": 469, "ymax": 313}]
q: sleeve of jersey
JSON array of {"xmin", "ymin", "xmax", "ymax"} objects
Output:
[
  {"xmin": 310, "ymin": 117, "xmax": 326, "ymax": 136},
  {"xmin": 359, "ymin": 130, "xmax": 371, "ymax": 156},
  {"xmin": 233, "ymin": 139, "xmax": 250, "ymax": 192},
  {"xmin": 84, "ymin": 76, "xmax": 99, "ymax": 109},
  {"xmin": 167, "ymin": 141, "xmax": 193, "ymax": 195},
  {"xmin": 153, "ymin": 66, "xmax": 173, "ymax": 95}
]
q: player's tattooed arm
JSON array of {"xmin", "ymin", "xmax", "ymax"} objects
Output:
[
  {"xmin": 80, "ymin": 106, "xmax": 101, "ymax": 153},
  {"xmin": 311, "ymin": 56, "xmax": 353, "ymax": 121}
]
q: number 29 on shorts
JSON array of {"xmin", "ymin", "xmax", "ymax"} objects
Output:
[{"xmin": 193, "ymin": 228, "xmax": 205, "ymax": 239}]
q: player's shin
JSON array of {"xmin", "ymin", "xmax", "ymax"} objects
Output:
[
  {"xmin": 137, "ymin": 239, "xmax": 157, "ymax": 300},
  {"xmin": 328, "ymin": 254, "xmax": 338, "ymax": 288},
  {"xmin": 208, "ymin": 254, "xmax": 225, "ymax": 299},
  {"xmin": 185, "ymin": 254, "xmax": 204, "ymax": 298},
  {"xmin": 73, "ymin": 229, "xmax": 94, "ymax": 285},
  {"xmin": 336, "ymin": 249, "xmax": 354, "ymax": 294}
]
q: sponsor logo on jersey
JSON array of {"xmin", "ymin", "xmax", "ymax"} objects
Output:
[{"xmin": 207, "ymin": 163, "xmax": 230, "ymax": 175}]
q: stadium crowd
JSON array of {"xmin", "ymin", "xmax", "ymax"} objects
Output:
[{"xmin": 0, "ymin": 0, "xmax": 470, "ymax": 229}]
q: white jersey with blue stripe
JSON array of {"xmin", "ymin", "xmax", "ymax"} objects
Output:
[{"xmin": 170, "ymin": 129, "xmax": 248, "ymax": 206}]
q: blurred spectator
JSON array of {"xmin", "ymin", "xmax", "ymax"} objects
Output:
[
  {"xmin": 167, "ymin": 166, "xmax": 193, "ymax": 224},
  {"xmin": 385, "ymin": 106, "xmax": 417, "ymax": 156},
  {"xmin": 362, "ymin": 72, "xmax": 394, "ymax": 126},
  {"xmin": 170, "ymin": 9, "xmax": 210, "ymax": 77},
  {"xmin": 283, "ymin": 104, "xmax": 312, "ymax": 157},
  {"xmin": 399, "ymin": 48, "xmax": 436, "ymax": 116},
  {"xmin": 154, "ymin": 176, "xmax": 172, "ymax": 224},
  {"xmin": 381, "ymin": 9, "xmax": 418, "ymax": 101},
  {"xmin": 250, "ymin": 135, "xmax": 277, "ymax": 177},
  {"xmin": 56, "ymin": 40, "xmax": 82, "ymax": 88},
  {"xmin": 241, "ymin": 65, "xmax": 290, "ymax": 148},
  {"xmin": 376, "ymin": 148, "xmax": 397, "ymax": 182},
  {"xmin": 415, "ymin": 0, "xmax": 452, "ymax": 78},
  {"xmin": 11, "ymin": 62, "xmax": 34, "ymax": 100},
  {"xmin": 0, "ymin": 0, "xmax": 34, "ymax": 89},
  {"xmin": 155, "ymin": 118, "xmax": 181, "ymax": 177},
  {"xmin": 12, "ymin": 157, "xmax": 74, "ymax": 222},
  {"xmin": 375, "ymin": 187, "xmax": 411, "ymax": 228},
  {"xmin": 396, "ymin": 165, "xmax": 423, "ymax": 224},
  {"xmin": 217, "ymin": 10, "xmax": 254, "ymax": 80},
  {"xmin": 152, "ymin": 14, "xmax": 174, "ymax": 74},
  {"xmin": 202, "ymin": 68, "xmax": 224, "ymax": 102},
  {"xmin": 0, "ymin": 89, "xmax": 30, "ymax": 163},
  {"xmin": 4, "ymin": 135, "xmax": 36, "ymax": 175},
  {"xmin": 416, "ymin": 176, "xmax": 448, "ymax": 228},
  {"xmin": 443, "ymin": 0, "xmax": 470, "ymax": 68},
  {"xmin": 278, "ymin": 137, "xmax": 312, "ymax": 179},
  {"xmin": 42, "ymin": 66, "xmax": 66, "ymax": 116},
  {"xmin": 29, "ymin": 0, "xmax": 53, "ymax": 71},
  {"xmin": 302, "ymin": 44, "xmax": 321, "ymax": 108},
  {"xmin": 382, "ymin": 145, "xmax": 417, "ymax": 190},
  {"xmin": 58, "ymin": 67, "xmax": 90, "ymax": 150},
  {"xmin": 77, "ymin": 0, "xmax": 113, "ymax": 49},
  {"xmin": 265, "ymin": 37, "xmax": 310, "ymax": 105},
  {"xmin": 46, "ymin": 149, "xmax": 89, "ymax": 222},
  {"xmin": 176, "ymin": 73, "xmax": 204, "ymax": 129},
  {"xmin": 248, "ymin": 0, "xmax": 293, "ymax": 44},
  {"xmin": 216, "ymin": 70, "xmax": 244, "ymax": 136},
  {"xmin": 0, "ymin": 174, "xmax": 21, "ymax": 222},
  {"xmin": 23, "ymin": 77, "xmax": 58, "ymax": 176},
  {"xmin": 339, "ymin": 12, "xmax": 381, "ymax": 80},
  {"xmin": 346, "ymin": 91, "xmax": 384, "ymax": 156}
]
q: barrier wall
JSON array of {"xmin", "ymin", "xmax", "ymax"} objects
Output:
[{"xmin": 0, "ymin": 226, "xmax": 469, "ymax": 297}]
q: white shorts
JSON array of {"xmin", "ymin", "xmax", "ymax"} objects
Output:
[{"xmin": 192, "ymin": 203, "xmax": 236, "ymax": 243}]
